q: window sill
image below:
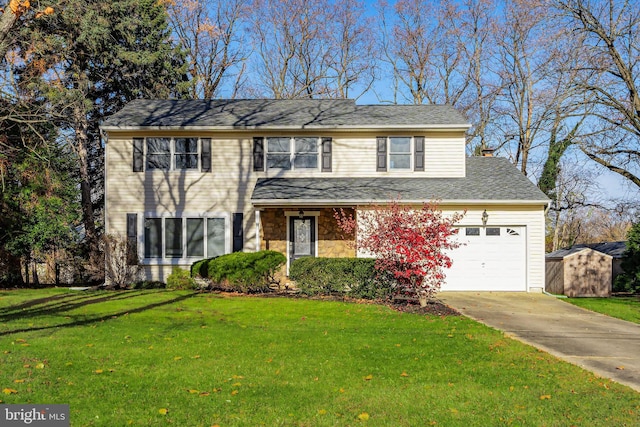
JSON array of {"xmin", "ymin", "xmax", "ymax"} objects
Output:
[{"xmin": 140, "ymin": 258, "xmax": 207, "ymax": 266}]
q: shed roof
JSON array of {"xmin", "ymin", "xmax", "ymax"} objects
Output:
[
  {"xmin": 251, "ymin": 157, "xmax": 549, "ymax": 206},
  {"xmin": 101, "ymin": 99, "xmax": 470, "ymax": 130},
  {"xmin": 546, "ymin": 241, "xmax": 626, "ymax": 260}
]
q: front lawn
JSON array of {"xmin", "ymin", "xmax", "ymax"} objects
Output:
[
  {"xmin": 1, "ymin": 289, "xmax": 638, "ymax": 426},
  {"xmin": 566, "ymin": 296, "xmax": 640, "ymax": 324}
]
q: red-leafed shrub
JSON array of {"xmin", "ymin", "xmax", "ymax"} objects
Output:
[{"xmin": 335, "ymin": 200, "xmax": 464, "ymax": 304}]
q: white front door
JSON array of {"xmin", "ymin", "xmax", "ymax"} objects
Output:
[{"xmin": 442, "ymin": 226, "xmax": 526, "ymax": 291}]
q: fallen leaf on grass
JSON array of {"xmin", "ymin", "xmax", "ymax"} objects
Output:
[
  {"xmin": 199, "ymin": 392, "xmax": 210, "ymax": 397},
  {"xmin": 3, "ymin": 388, "xmax": 18, "ymax": 395},
  {"xmin": 363, "ymin": 374, "xmax": 373, "ymax": 381},
  {"xmin": 188, "ymin": 389, "xmax": 199, "ymax": 394},
  {"xmin": 358, "ymin": 412, "xmax": 370, "ymax": 421},
  {"xmin": 539, "ymin": 395, "xmax": 552, "ymax": 400},
  {"xmin": 318, "ymin": 409, "xmax": 327, "ymax": 415},
  {"xmin": 400, "ymin": 372, "xmax": 409, "ymax": 377},
  {"xmin": 13, "ymin": 380, "xmax": 24, "ymax": 383},
  {"xmin": 231, "ymin": 390, "xmax": 238, "ymax": 396},
  {"xmin": 35, "ymin": 363, "xmax": 44, "ymax": 369},
  {"xmin": 616, "ymin": 366, "xmax": 625, "ymax": 370},
  {"xmin": 173, "ymin": 356, "xmax": 182, "ymax": 361},
  {"xmin": 158, "ymin": 408, "xmax": 168, "ymax": 415},
  {"xmin": 94, "ymin": 369, "xmax": 103, "ymax": 374}
]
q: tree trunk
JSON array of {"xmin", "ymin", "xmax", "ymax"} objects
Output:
[
  {"xmin": 0, "ymin": 5, "xmax": 18, "ymax": 60},
  {"xmin": 73, "ymin": 106, "xmax": 100, "ymax": 270}
]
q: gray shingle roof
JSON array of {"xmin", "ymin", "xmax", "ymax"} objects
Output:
[
  {"xmin": 251, "ymin": 157, "xmax": 549, "ymax": 205},
  {"xmin": 547, "ymin": 241, "xmax": 626, "ymax": 259},
  {"xmin": 101, "ymin": 99, "xmax": 469, "ymax": 129}
]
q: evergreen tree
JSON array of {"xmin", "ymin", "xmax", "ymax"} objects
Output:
[
  {"xmin": 616, "ymin": 222, "xmax": 640, "ymax": 293},
  {"xmin": 13, "ymin": 0, "xmax": 188, "ymax": 278},
  {"xmin": 0, "ymin": 108, "xmax": 79, "ymax": 286}
]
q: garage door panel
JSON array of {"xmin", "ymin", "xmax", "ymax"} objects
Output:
[{"xmin": 442, "ymin": 226, "xmax": 526, "ymax": 291}]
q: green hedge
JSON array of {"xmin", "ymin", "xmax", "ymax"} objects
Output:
[
  {"xmin": 191, "ymin": 250, "xmax": 286, "ymax": 293},
  {"xmin": 289, "ymin": 257, "xmax": 393, "ymax": 299}
]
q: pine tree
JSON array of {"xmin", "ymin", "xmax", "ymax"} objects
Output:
[{"xmin": 13, "ymin": 0, "xmax": 188, "ymax": 279}]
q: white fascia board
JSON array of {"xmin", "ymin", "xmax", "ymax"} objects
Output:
[
  {"xmin": 251, "ymin": 199, "xmax": 550, "ymax": 208},
  {"xmin": 100, "ymin": 124, "xmax": 472, "ymax": 132}
]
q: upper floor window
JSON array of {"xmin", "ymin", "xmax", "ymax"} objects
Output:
[
  {"xmin": 133, "ymin": 137, "xmax": 211, "ymax": 172},
  {"xmin": 265, "ymin": 137, "xmax": 319, "ymax": 170},
  {"xmin": 175, "ymin": 138, "xmax": 199, "ymax": 169},
  {"xmin": 389, "ymin": 137, "xmax": 411, "ymax": 170},
  {"xmin": 377, "ymin": 136, "xmax": 425, "ymax": 172},
  {"xmin": 254, "ymin": 136, "xmax": 332, "ymax": 173}
]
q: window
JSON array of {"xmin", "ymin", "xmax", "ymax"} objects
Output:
[
  {"xmin": 506, "ymin": 228, "xmax": 520, "ymax": 236},
  {"xmin": 146, "ymin": 138, "xmax": 171, "ymax": 170},
  {"xmin": 143, "ymin": 216, "xmax": 227, "ymax": 259},
  {"xmin": 294, "ymin": 137, "xmax": 318, "ymax": 169},
  {"xmin": 377, "ymin": 136, "xmax": 425, "ymax": 172},
  {"xmin": 466, "ymin": 227, "xmax": 480, "ymax": 236},
  {"xmin": 389, "ymin": 137, "xmax": 411, "ymax": 169},
  {"xmin": 486, "ymin": 227, "xmax": 501, "ymax": 236},
  {"xmin": 144, "ymin": 218, "xmax": 163, "ymax": 258},
  {"xmin": 265, "ymin": 137, "xmax": 320, "ymax": 170},
  {"xmin": 267, "ymin": 137, "xmax": 291, "ymax": 170},
  {"xmin": 136, "ymin": 137, "xmax": 210, "ymax": 172},
  {"xmin": 175, "ymin": 138, "xmax": 198, "ymax": 169}
]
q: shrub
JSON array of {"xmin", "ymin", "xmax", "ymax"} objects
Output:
[
  {"xmin": 199, "ymin": 251, "xmax": 286, "ymax": 293},
  {"xmin": 103, "ymin": 234, "xmax": 141, "ymax": 289},
  {"xmin": 166, "ymin": 267, "xmax": 197, "ymax": 290},
  {"xmin": 289, "ymin": 257, "xmax": 393, "ymax": 299},
  {"xmin": 191, "ymin": 258, "xmax": 209, "ymax": 278}
]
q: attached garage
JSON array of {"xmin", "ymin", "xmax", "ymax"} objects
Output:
[{"xmin": 443, "ymin": 225, "xmax": 527, "ymax": 291}]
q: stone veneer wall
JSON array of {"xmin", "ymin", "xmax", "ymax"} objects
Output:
[{"xmin": 260, "ymin": 208, "xmax": 355, "ymax": 258}]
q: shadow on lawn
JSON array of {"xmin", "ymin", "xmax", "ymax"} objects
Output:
[{"xmin": 0, "ymin": 291, "xmax": 197, "ymax": 336}]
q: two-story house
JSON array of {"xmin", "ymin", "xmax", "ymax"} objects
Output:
[{"xmin": 101, "ymin": 99, "xmax": 549, "ymax": 291}]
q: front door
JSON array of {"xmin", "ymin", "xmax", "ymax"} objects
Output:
[{"xmin": 289, "ymin": 216, "xmax": 316, "ymax": 263}]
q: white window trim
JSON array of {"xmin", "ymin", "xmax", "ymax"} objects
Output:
[
  {"xmin": 387, "ymin": 136, "xmax": 413, "ymax": 171},
  {"xmin": 144, "ymin": 137, "xmax": 203, "ymax": 172},
  {"xmin": 265, "ymin": 136, "xmax": 321, "ymax": 172},
  {"xmin": 139, "ymin": 212, "xmax": 231, "ymax": 265},
  {"xmin": 284, "ymin": 210, "xmax": 320, "ymax": 274}
]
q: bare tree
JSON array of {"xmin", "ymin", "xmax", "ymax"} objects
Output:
[
  {"xmin": 457, "ymin": 0, "xmax": 500, "ymax": 152},
  {"xmin": 248, "ymin": 0, "xmax": 331, "ymax": 98},
  {"xmin": 554, "ymin": 0, "xmax": 640, "ymax": 188},
  {"xmin": 493, "ymin": 0, "xmax": 562, "ymax": 176},
  {"xmin": 163, "ymin": 0, "xmax": 248, "ymax": 99},
  {"xmin": 326, "ymin": 0, "xmax": 376, "ymax": 99}
]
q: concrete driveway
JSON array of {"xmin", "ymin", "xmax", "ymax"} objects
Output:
[{"xmin": 439, "ymin": 292, "xmax": 640, "ymax": 392}]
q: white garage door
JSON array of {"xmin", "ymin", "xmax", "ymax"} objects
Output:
[{"xmin": 441, "ymin": 226, "xmax": 526, "ymax": 291}]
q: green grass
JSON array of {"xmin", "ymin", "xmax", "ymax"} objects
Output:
[
  {"xmin": 0, "ymin": 289, "xmax": 638, "ymax": 426},
  {"xmin": 566, "ymin": 296, "xmax": 640, "ymax": 324}
]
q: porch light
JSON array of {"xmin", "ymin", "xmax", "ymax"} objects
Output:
[
  {"xmin": 482, "ymin": 210, "xmax": 489, "ymax": 226},
  {"xmin": 298, "ymin": 210, "xmax": 305, "ymax": 219}
]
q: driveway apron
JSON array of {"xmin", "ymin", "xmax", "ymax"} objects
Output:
[{"xmin": 439, "ymin": 292, "xmax": 640, "ymax": 392}]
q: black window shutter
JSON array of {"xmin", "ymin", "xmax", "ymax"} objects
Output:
[
  {"xmin": 414, "ymin": 136, "xmax": 425, "ymax": 171},
  {"xmin": 201, "ymin": 138, "xmax": 212, "ymax": 172},
  {"xmin": 253, "ymin": 137, "xmax": 264, "ymax": 171},
  {"xmin": 232, "ymin": 213, "xmax": 244, "ymax": 252},
  {"xmin": 321, "ymin": 137, "xmax": 332, "ymax": 172},
  {"xmin": 376, "ymin": 136, "xmax": 387, "ymax": 172},
  {"xmin": 133, "ymin": 138, "xmax": 144, "ymax": 172},
  {"xmin": 126, "ymin": 213, "xmax": 138, "ymax": 265}
]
